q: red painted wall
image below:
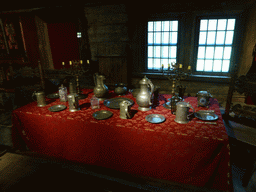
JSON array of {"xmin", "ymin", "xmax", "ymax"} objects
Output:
[
  {"xmin": 47, "ymin": 22, "xmax": 80, "ymax": 69},
  {"xmin": 17, "ymin": 16, "xmax": 41, "ymax": 68}
]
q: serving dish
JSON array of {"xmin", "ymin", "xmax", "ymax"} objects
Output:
[
  {"xmin": 93, "ymin": 110, "xmax": 113, "ymax": 120},
  {"xmin": 48, "ymin": 105, "xmax": 67, "ymax": 112},
  {"xmin": 194, "ymin": 110, "xmax": 218, "ymax": 121},
  {"xmin": 103, "ymin": 98, "xmax": 134, "ymax": 109},
  {"xmin": 145, "ymin": 114, "xmax": 165, "ymax": 124}
]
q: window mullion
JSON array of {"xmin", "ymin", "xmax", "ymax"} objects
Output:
[
  {"xmin": 153, "ymin": 22, "xmax": 155, "ymax": 70},
  {"xmin": 160, "ymin": 21, "xmax": 162, "ymax": 69}
]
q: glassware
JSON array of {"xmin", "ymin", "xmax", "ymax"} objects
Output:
[
  {"xmin": 59, "ymin": 84, "xmax": 67, "ymax": 102},
  {"xmin": 91, "ymin": 95, "xmax": 100, "ymax": 109}
]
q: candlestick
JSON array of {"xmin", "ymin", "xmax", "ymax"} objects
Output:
[
  {"xmin": 162, "ymin": 64, "xmax": 164, "ymax": 72},
  {"xmin": 160, "ymin": 62, "xmax": 192, "ymax": 113},
  {"xmin": 69, "ymin": 61, "xmax": 72, "ymax": 69},
  {"xmin": 64, "ymin": 59, "xmax": 90, "ymax": 100}
]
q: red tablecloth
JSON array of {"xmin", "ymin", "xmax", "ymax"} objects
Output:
[{"xmin": 12, "ymin": 89, "xmax": 232, "ymax": 191}]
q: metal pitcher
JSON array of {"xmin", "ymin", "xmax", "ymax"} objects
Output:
[
  {"xmin": 93, "ymin": 73, "xmax": 108, "ymax": 100},
  {"xmin": 32, "ymin": 91, "xmax": 47, "ymax": 107},
  {"xmin": 196, "ymin": 90, "xmax": 212, "ymax": 107},
  {"xmin": 67, "ymin": 93, "xmax": 80, "ymax": 112},
  {"xmin": 136, "ymin": 76, "xmax": 154, "ymax": 111},
  {"xmin": 175, "ymin": 101, "xmax": 195, "ymax": 124},
  {"xmin": 119, "ymin": 100, "xmax": 132, "ymax": 119}
]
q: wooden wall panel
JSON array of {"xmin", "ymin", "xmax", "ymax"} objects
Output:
[
  {"xmin": 98, "ymin": 57, "xmax": 127, "ymax": 85},
  {"xmin": 84, "ymin": 4, "xmax": 130, "ymax": 86},
  {"xmin": 35, "ymin": 16, "xmax": 54, "ymax": 69}
]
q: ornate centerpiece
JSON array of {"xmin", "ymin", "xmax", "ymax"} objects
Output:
[
  {"xmin": 161, "ymin": 62, "xmax": 192, "ymax": 114},
  {"xmin": 62, "ymin": 60, "xmax": 90, "ymax": 99}
]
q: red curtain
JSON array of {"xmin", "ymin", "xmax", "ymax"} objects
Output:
[{"xmin": 47, "ymin": 22, "xmax": 80, "ymax": 69}]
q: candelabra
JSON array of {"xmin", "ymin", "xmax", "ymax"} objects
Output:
[
  {"xmin": 161, "ymin": 62, "xmax": 192, "ymax": 96},
  {"xmin": 62, "ymin": 60, "xmax": 90, "ymax": 99},
  {"xmin": 161, "ymin": 62, "xmax": 192, "ymax": 114}
]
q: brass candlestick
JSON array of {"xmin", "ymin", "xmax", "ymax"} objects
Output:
[
  {"xmin": 161, "ymin": 62, "xmax": 192, "ymax": 114},
  {"xmin": 161, "ymin": 62, "xmax": 192, "ymax": 96},
  {"xmin": 63, "ymin": 60, "xmax": 90, "ymax": 99}
]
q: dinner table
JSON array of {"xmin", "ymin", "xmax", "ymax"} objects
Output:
[{"xmin": 11, "ymin": 89, "xmax": 233, "ymax": 192}]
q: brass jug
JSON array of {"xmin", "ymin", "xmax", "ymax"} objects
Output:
[
  {"xmin": 136, "ymin": 76, "xmax": 154, "ymax": 111},
  {"xmin": 93, "ymin": 73, "xmax": 108, "ymax": 100}
]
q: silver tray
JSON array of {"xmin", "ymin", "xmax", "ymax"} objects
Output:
[
  {"xmin": 48, "ymin": 105, "xmax": 67, "ymax": 112},
  {"xmin": 93, "ymin": 110, "xmax": 113, "ymax": 120},
  {"xmin": 103, "ymin": 98, "xmax": 134, "ymax": 109},
  {"xmin": 194, "ymin": 110, "xmax": 218, "ymax": 121},
  {"xmin": 47, "ymin": 93, "xmax": 59, "ymax": 99},
  {"xmin": 145, "ymin": 114, "xmax": 165, "ymax": 124}
]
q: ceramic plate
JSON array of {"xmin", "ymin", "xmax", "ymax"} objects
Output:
[
  {"xmin": 145, "ymin": 114, "xmax": 165, "ymax": 124},
  {"xmin": 48, "ymin": 105, "xmax": 67, "ymax": 112},
  {"xmin": 93, "ymin": 110, "xmax": 113, "ymax": 120},
  {"xmin": 103, "ymin": 98, "xmax": 134, "ymax": 109},
  {"xmin": 47, "ymin": 93, "xmax": 59, "ymax": 99},
  {"xmin": 194, "ymin": 110, "xmax": 218, "ymax": 121}
]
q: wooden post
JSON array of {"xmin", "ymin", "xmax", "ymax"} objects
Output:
[{"xmin": 38, "ymin": 60, "xmax": 45, "ymax": 91}]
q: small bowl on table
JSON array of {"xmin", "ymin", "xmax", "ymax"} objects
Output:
[{"xmin": 114, "ymin": 83, "xmax": 127, "ymax": 96}]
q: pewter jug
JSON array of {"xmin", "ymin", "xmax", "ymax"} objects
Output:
[
  {"xmin": 67, "ymin": 93, "xmax": 80, "ymax": 112},
  {"xmin": 197, "ymin": 90, "xmax": 212, "ymax": 107},
  {"xmin": 175, "ymin": 101, "xmax": 195, "ymax": 124},
  {"xmin": 136, "ymin": 76, "xmax": 154, "ymax": 111},
  {"xmin": 93, "ymin": 73, "xmax": 108, "ymax": 100},
  {"xmin": 115, "ymin": 83, "xmax": 127, "ymax": 95},
  {"xmin": 32, "ymin": 91, "xmax": 46, "ymax": 107},
  {"xmin": 119, "ymin": 100, "xmax": 132, "ymax": 119}
]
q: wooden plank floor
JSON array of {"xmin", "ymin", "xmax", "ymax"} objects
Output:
[{"xmin": 0, "ymin": 153, "xmax": 151, "ymax": 192}]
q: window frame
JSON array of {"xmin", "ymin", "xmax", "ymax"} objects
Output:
[
  {"xmin": 145, "ymin": 13, "xmax": 184, "ymax": 73},
  {"xmin": 137, "ymin": 11, "xmax": 245, "ymax": 79},
  {"xmin": 192, "ymin": 14, "xmax": 241, "ymax": 77}
]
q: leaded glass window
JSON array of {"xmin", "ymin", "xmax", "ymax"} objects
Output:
[
  {"xmin": 147, "ymin": 21, "xmax": 178, "ymax": 70},
  {"xmin": 196, "ymin": 19, "xmax": 236, "ymax": 72}
]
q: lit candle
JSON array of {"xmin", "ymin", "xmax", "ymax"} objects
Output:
[
  {"xmin": 62, "ymin": 62, "xmax": 65, "ymax": 69},
  {"xmin": 87, "ymin": 60, "xmax": 90, "ymax": 64},
  {"xmin": 80, "ymin": 60, "xmax": 83, "ymax": 64},
  {"xmin": 179, "ymin": 64, "xmax": 182, "ymax": 68},
  {"xmin": 168, "ymin": 64, "xmax": 170, "ymax": 70},
  {"xmin": 188, "ymin": 66, "xmax": 191, "ymax": 70},
  {"xmin": 69, "ymin": 61, "xmax": 72, "ymax": 69},
  {"xmin": 162, "ymin": 64, "xmax": 164, "ymax": 71}
]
